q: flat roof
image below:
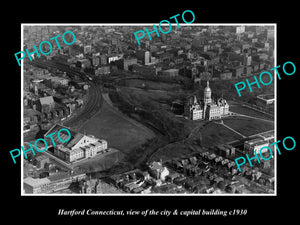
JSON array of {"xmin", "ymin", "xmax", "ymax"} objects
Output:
[
  {"xmin": 48, "ymin": 171, "xmax": 85, "ymax": 182},
  {"xmin": 35, "ymin": 155, "xmax": 49, "ymax": 160},
  {"xmin": 163, "ymin": 68, "xmax": 179, "ymax": 72},
  {"xmin": 39, "ymin": 96, "xmax": 54, "ymax": 105},
  {"xmin": 24, "ymin": 177, "xmax": 50, "ymax": 187},
  {"xmin": 257, "ymin": 94, "xmax": 275, "ymax": 100},
  {"xmin": 245, "ymin": 138, "xmax": 268, "ymax": 146},
  {"xmin": 260, "ymin": 132, "xmax": 274, "ymax": 138}
]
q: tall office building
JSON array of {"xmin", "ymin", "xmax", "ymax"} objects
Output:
[
  {"xmin": 244, "ymin": 55, "xmax": 252, "ymax": 66},
  {"xmin": 145, "ymin": 51, "xmax": 150, "ymax": 65},
  {"xmin": 136, "ymin": 50, "xmax": 151, "ymax": 65}
]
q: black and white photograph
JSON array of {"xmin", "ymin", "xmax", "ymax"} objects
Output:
[
  {"xmin": 3, "ymin": 3, "xmax": 298, "ymax": 224},
  {"xmin": 21, "ymin": 24, "xmax": 276, "ymax": 196}
]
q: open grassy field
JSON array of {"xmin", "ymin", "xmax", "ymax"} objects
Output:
[
  {"xmin": 124, "ymin": 79, "xmax": 181, "ymax": 91},
  {"xmin": 120, "ymin": 78, "xmax": 186, "ymax": 111},
  {"xmin": 222, "ymin": 117, "xmax": 274, "ymax": 137},
  {"xmin": 121, "ymin": 87, "xmax": 176, "ymax": 102},
  {"xmin": 79, "ymin": 100, "xmax": 156, "ymax": 154},
  {"xmin": 150, "ymin": 142, "xmax": 197, "ymax": 162},
  {"xmin": 150, "ymin": 121, "xmax": 244, "ymax": 162},
  {"xmin": 229, "ymin": 104, "xmax": 274, "ymax": 120},
  {"xmin": 149, "ymin": 115, "xmax": 274, "ymax": 162},
  {"xmin": 199, "ymin": 121, "xmax": 244, "ymax": 147},
  {"xmin": 120, "ymin": 87, "xmax": 179, "ymax": 112},
  {"xmin": 77, "ymin": 148, "xmax": 125, "ymax": 172}
]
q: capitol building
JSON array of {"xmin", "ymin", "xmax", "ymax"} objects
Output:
[{"xmin": 185, "ymin": 81, "xmax": 230, "ymax": 121}]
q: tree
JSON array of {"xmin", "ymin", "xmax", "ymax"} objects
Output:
[
  {"xmin": 225, "ymin": 184, "xmax": 235, "ymax": 193},
  {"xmin": 217, "ymin": 181, "xmax": 226, "ymax": 190}
]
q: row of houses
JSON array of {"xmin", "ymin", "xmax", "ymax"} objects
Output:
[
  {"xmin": 166, "ymin": 149, "xmax": 274, "ymax": 190},
  {"xmin": 106, "ymin": 148, "xmax": 273, "ymax": 194},
  {"xmin": 108, "ymin": 169, "xmax": 153, "ymax": 194},
  {"xmin": 108, "ymin": 162, "xmax": 188, "ymax": 194},
  {"xmin": 168, "ymin": 151, "xmax": 238, "ymax": 177},
  {"xmin": 24, "ymin": 105, "xmax": 71, "ymax": 128}
]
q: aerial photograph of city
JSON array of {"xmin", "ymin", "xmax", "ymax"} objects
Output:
[{"xmin": 22, "ymin": 24, "xmax": 275, "ymax": 195}]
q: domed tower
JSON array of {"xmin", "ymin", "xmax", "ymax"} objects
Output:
[
  {"xmin": 193, "ymin": 95, "xmax": 198, "ymax": 105},
  {"xmin": 203, "ymin": 80, "xmax": 212, "ymax": 105},
  {"xmin": 34, "ymin": 84, "xmax": 39, "ymax": 96}
]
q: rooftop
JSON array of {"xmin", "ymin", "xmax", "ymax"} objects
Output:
[
  {"xmin": 44, "ymin": 123, "xmax": 78, "ymax": 148},
  {"xmin": 35, "ymin": 155, "xmax": 49, "ymax": 161},
  {"xmin": 245, "ymin": 137, "xmax": 268, "ymax": 146},
  {"xmin": 24, "ymin": 177, "xmax": 50, "ymax": 187},
  {"xmin": 260, "ymin": 131, "xmax": 274, "ymax": 138},
  {"xmin": 149, "ymin": 161, "xmax": 164, "ymax": 171},
  {"xmin": 163, "ymin": 68, "xmax": 179, "ymax": 72},
  {"xmin": 48, "ymin": 171, "xmax": 85, "ymax": 182},
  {"xmin": 257, "ymin": 94, "xmax": 275, "ymax": 101},
  {"xmin": 39, "ymin": 96, "xmax": 54, "ymax": 105}
]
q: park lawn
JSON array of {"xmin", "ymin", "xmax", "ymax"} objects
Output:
[
  {"xmin": 151, "ymin": 121, "xmax": 245, "ymax": 162},
  {"xmin": 222, "ymin": 117, "xmax": 274, "ymax": 137},
  {"xmin": 125, "ymin": 79, "xmax": 181, "ymax": 91},
  {"xmin": 120, "ymin": 87, "xmax": 178, "ymax": 111},
  {"xmin": 79, "ymin": 101, "xmax": 156, "ymax": 154},
  {"xmin": 230, "ymin": 104, "xmax": 274, "ymax": 120},
  {"xmin": 200, "ymin": 122, "xmax": 243, "ymax": 147},
  {"xmin": 121, "ymin": 87, "xmax": 177, "ymax": 102}
]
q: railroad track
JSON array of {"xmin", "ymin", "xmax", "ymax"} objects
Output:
[{"xmin": 29, "ymin": 60, "xmax": 103, "ymax": 130}]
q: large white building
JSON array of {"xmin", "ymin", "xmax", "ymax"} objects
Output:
[
  {"xmin": 44, "ymin": 124, "xmax": 108, "ymax": 163},
  {"xmin": 23, "ymin": 171, "xmax": 86, "ymax": 194},
  {"xmin": 236, "ymin": 26, "xmax": 245, "ymax": 34},
  {"xmin": 244, "ymin": 138, "xmax": 270, "ymax": 155},
  {"xmin": 185, "ymin": 81, "xmax": 229, "ymax": 121}
]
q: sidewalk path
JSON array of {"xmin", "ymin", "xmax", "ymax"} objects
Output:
[{"xmin": 213, "ymin": 120, "xmax": 247, "ymax": 138}]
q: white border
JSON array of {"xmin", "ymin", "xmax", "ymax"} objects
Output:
[{"xmin": 21, "ymin": 23, "xmax": 277, "ymax": 196}]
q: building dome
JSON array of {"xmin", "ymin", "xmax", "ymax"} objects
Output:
[
  {"xmin": 204, "ymin": 80, "xmax": 211, "ymax": 93},
  {"xmin": 203, "ymin": 80, "xmax": 212, "ymax": 104}
]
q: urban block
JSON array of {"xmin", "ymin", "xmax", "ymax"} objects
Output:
[
  {"xmin": 234, "ymin": 61, "xmax": 296, "ymax": 97},
  {"xmin": 9, "ymin": 128, "xmax": 71, "ymax": 164},
  {"xmin": 14, "ymin": 30, "xmax": 76, "ymax": 66},
  {"xmin": 134, "ymin": 10, "xmax": 195, "ymax": 45},
  {"xmin": 235, "ymin": 136, "xmax": 296, "ymax": 171}
]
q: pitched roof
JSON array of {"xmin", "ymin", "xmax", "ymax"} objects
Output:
[
  {"xmin": 150, "ymin": 161, "xmax": 164, "ymax": 171},
  {"xmin": 39, "ymin": 96, "xmax": 54, "ymax": 105},
  {"xmin": 65, "ymin": 133, "xmax": 84, "ymax": 148},
  {"xmin": 44, "ymin": 123, "xmax": 77, "ymax": 148}
]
